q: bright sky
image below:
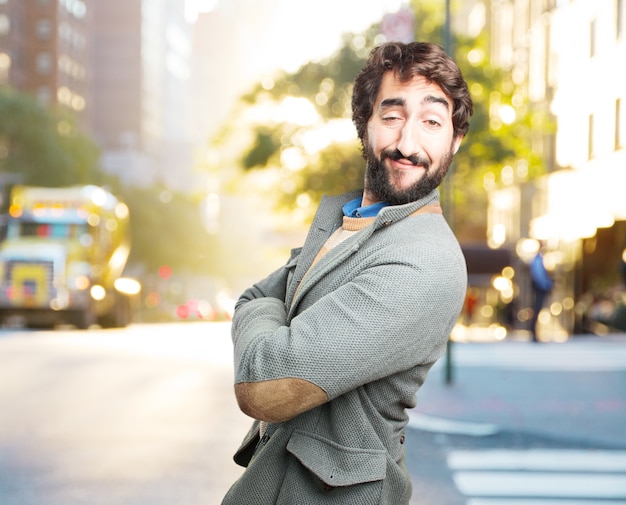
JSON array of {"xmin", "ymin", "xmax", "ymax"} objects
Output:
[
  {"xmin": 185, "ymin": 0, "xmax": 408, "ymax": 140},
  {"xmin": 186, "ymin": 0, "xmax": 406, "ymax": 73}
]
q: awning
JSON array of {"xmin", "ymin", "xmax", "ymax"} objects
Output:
[{"xmin": 461, "ymin": 243, "xmax": 512, "ymax": 283}]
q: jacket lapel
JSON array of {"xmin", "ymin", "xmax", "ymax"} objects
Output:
[
  {"xmin": 285, "ymin": 190, "xmax": 442, "ymax": 316},
  {"xmin": 286, "ymin": 192, "xmax": 359, "ymax": 307}
]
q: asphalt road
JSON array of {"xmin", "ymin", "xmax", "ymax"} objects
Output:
[
  {"xmin": 1, "ymin": 323, "xmax": 625, "ymax": 505},
  {"xmin": 408, "ymin": 336, "xmax": 626, "ymax": 504},
  {"xmin": 0, "ymin": 322, "xmax": 248, "ymax": 505}
]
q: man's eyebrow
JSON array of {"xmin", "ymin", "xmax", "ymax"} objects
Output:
[
  {"xmin": 379, "ymin": 97, "xmax": 406, "ymax": 109},
  {"xmin": 423, "ymin": 94, "xmax": 450, "ymax": 109},
  {"xmin": 378, "ymin": 95, "xmax": 450, "ymax": 111}
]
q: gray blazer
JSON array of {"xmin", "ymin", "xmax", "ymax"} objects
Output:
[{"xmin": 222, "ymin": 189, "xmax": 467, "ymax": 505}]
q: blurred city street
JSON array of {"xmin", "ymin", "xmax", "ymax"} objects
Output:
[
  {"xmin": 0, "ymin": 322, "xmax": 625, "ymax": 504},
  {"xmin": 2, "ymin": 0, "xmax": 626, "ymax": 502},
  {"xmin": 409, "ymin": 335, "xmax": 626, "ymax": 504}
]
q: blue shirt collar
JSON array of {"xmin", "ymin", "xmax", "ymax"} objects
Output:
[{"xmin": 342, "ymin": 198, "xmax": 388, "ymax": 218}]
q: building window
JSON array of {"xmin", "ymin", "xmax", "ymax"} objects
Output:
[
  {"xmin": 588, "ymin": 113, "xmax": 594, "ymax": 159},
  {"xmin": 61, "ymin": 0, "xmax": 87, "ymax": 19},
  {"xmin": 37, "ymin": 86, "xmax": 52, "ymax": 105},
  {"xmin": 590, "ymin": 19, "xmax": 596, "ymax": 58},
  {"xmin": 36, "ymin": 19, "xmax": 53, "ymax": 40},
  {"xmin": 0, "ymin": 14, "xmax": 9, "ymax": 36},
  {"xmin": 0, "ymin": 52, "xmax": 10, "ymax": 84},
  {"xmin": 617, "ymin": 98, "xmax": 623, "ymax": 150},
  {"xmin": 35, "ymin": 52, "xmax": 53, "ymax": 74}
]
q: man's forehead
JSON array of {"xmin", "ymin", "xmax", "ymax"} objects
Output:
[{"xmin": 377, "ymin": 72, "xmax": 451, "ymax": 108}]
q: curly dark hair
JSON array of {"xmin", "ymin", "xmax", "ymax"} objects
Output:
[{"xmin": 352, "ymin": 42, "xmax": 473, "ymax": 143}]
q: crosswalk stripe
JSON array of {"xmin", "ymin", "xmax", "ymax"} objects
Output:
[
  {"xmin": 408, "ymin": 413, "xmax": 499, "ymax": 436},
  {"xmin": 453, "ymin": 472, "xmax": 626, "ymax": 498},
  {"xmin": 448, "ymin": 449, "xmax": 626, "ymax": 472},
  {"xmin": 466, "ymin": 500, "xmax": 626, "ymax": 505},
  {"xmin": 449, "ymin": 449, "xmax": 626, "ymax": 502}
]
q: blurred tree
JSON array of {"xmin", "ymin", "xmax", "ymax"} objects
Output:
[
  {"xmin": 241, "ymin": 125, "xmax": 282, "ymax": 169},
  {"xmin": 214, "ymin": 28, "xmax": 381, "ymax": 223},
  {"xmin": 210, "ymin": 0, "xmax": 551, "ymax": 238},
  {"xmin": 0, "ymin": 87, "xmax": 102, "ymax": 186},
  {"xmin": 113, "ymin": 184, "xmax": 217, "ymax": 276},
  {"xmin": 422, "ymin": 0, "xmax": 553, "ymax": 238},
  {"xmin": 0, "ymin": 87, "xmax": 217, "ymax": 278}
]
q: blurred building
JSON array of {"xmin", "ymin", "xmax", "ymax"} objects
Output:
[
  {"xmin": 0, "ymin": 0, "xmax": 91, "ymax": 127},
  {"xmin": 190, "ymin": 8, "xmax": 242, "ymax": 146},
  {"xmin": 0, "ymin": 0, "xmax": 196, "ymax": 191},
  {"xmin": 189, "ymin": 0, "xmax": 289, "ymax": 145},
  {"xmin": 487, "ymin": 0, "xmax": 626, "ymax": 336},
  {"xmin": 92, "ymin": 0, "xmax": 195, "ymax": 190}
]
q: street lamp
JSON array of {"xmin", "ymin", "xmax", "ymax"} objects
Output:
[{"xmin": 443, "ymin": 0, "xmax": 454, "ymax": 385}]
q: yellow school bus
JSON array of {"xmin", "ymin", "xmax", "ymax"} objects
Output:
[{"xmin": 0, "ymin": 185, "xmax": 140, "ymax": 329}]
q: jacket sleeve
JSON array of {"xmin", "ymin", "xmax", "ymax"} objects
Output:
[
  {"xmin": 234, "ymin": 247, "xmax": 301, "ymax": 311},
  {"xmin": 231, "ymin": 240, "xmax": 467, "ymax": 400}
]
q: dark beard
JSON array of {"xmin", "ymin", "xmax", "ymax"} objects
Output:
[{"xmin": 363, "ymin": 145, "xmax": 454, "ymax": 205}]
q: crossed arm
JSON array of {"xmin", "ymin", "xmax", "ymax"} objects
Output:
[
  {"xmin": 234, "ymin": 378, "xmax": 328, "ymax": 423},
  {"xmin": 231, "ymin": 245, "xmax": 465, "ymax": 425},
  {"xmin": 231, "ymin": 259, "xmax": 328, "ymax": 423}
]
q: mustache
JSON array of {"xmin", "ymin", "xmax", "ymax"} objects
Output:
[{"xmin": 382, "ymin": 149, "xmax": 430, "ymax": 170}]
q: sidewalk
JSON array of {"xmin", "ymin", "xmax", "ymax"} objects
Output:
[{"xmin": 409, "ymin": 334, "xmax": 626, "ymax": 448}]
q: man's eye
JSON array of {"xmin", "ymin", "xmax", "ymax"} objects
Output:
[
  {"xmin": 425, "ymin": 119, "xmax": 441, "ymax": 127},
  {"xmin": 382, "ymin": 116, "xmax": 401, "ymax": 122}
]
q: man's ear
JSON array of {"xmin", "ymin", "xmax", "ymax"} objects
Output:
[{"xmin": 452, "ymin": 135, "xmax": 464, "ymax": 154}]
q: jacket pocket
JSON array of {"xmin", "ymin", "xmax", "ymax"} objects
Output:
[
  {"xmin": 286, "ymin": 430, "xmax": 387, "ymax": 487},
  {"xmin": 232, "ymin": 420, "xmax": 261, "ymax": 467}
]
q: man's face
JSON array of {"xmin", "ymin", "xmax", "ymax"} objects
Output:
[{"xmin": 363, "ymin": 72, "xmax": 463, "ymax": 205}]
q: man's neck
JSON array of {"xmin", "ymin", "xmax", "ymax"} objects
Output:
[{"xmin": 361, "ymin": 189, "xmax": 380, "ymax": 207}]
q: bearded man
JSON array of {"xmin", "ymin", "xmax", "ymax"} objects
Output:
[{"xmin": 222, "ymin": 41, "xmax": 473, "ymax": 505}]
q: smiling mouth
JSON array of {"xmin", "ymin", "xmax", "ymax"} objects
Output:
[
  {"xmin": 389, "ymin": 161, "xmax": 427, "ymax": 175},
  {"xmin": 383, "ymin": 149, "xmax": 430, "ymax": 171},
  {"xmin": 395, "ymin": 158, "xmax": 425, "ymax": 167}
]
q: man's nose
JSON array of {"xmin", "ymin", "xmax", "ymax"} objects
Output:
[{"xmin": 396, "ymin": 122, "xmax": 421, "ymax": 158}]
